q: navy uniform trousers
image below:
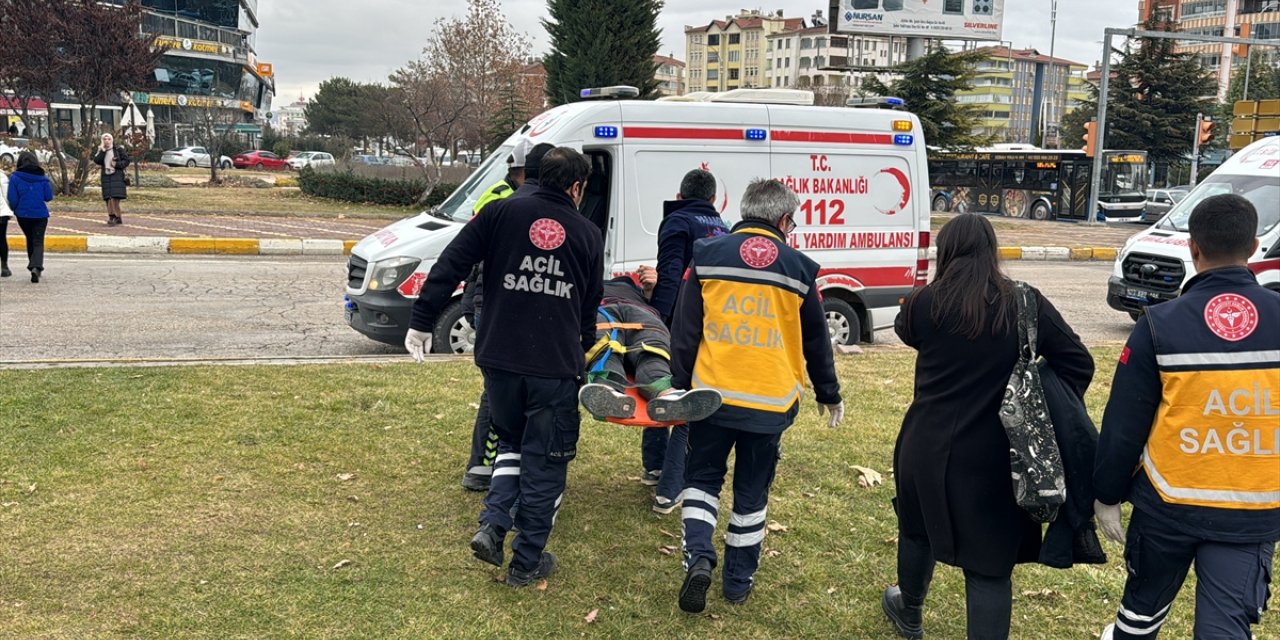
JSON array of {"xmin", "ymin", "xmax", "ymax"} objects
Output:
[
  {"xmin": 1113, "ymin": 508, "xmax": 1275, "ymax": 639},
  {"xmin": 681, "ymin": 420, "xmax": 781, "ymax": 599},
  {"xmin": 479, "ymin": 367, "xmax": 580, "ymax": 572}
]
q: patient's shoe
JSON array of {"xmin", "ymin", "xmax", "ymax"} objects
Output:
[
  {"xmin": 649, "ymin": 389, "xmax": 722, "ymax": 423},
  {"xmin": 578, "ymin": 383, "xmax": 636, "ymax": 419}
]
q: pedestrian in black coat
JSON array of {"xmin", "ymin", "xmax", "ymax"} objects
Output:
[
  {"xmin": 92, "ymin": 133, "xmax": 129, "ymax": 226},
  {"xmin": 881, "ymin": 213, "xmax": 1095, "ymax": 640}
]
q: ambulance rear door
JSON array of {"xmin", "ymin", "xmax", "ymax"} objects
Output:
[
  {"xmin": 616, "ymin": 101, "xmax": 772, "ymax": 274},
  {"xmin": 767, "ymin": 105, "xmax": 925, "ymax": 340}
]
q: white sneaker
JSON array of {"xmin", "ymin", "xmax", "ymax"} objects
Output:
[
  {"xmin": 578, "ymin": 383, "xmax": 636, "ymax": 419},
  {"xmin": 1100, "ymin": 624, "xmax": 1115, "ymax": 640},
  {"xmin": 648, "ymin": 388, "xmax": 723, "ymax": 423}
]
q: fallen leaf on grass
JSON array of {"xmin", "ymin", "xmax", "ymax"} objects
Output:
[
  {"xmin": 336, "ymin": 473, "xmax": 356, "ymax": 482},
  {"xmin": 1020, "ymin": 589, "xmax": 1062, "ymax": 600},
  {"xmin": 625, "ymin": 475, "xmax": 642, "ymax": 482},
  {"xmin": 708, "ymin": 614, "xmax": 721, "ymax": 620},
  {"xmin": 26, "ymin": 484, "xmax": 36, "ymax": 494},
  {"xmin": 802, "ymin": 491, "xmax": 817, "ymax": 498},
  {"xmin": 765, "ymin": 548, "xmax": 782, "ymax": 558},
  {"xmin": 332, "ymin": 559, "xmax": 353, "ymax": 570},
  {"xmin": 884, "ymin": 536, "xmax": 899, "ymax": 546},
  {"xmin": 213, "ymin": 475, "xmax": 225, "ymax": 482},
  {"xmin": 129, "ymin": 374, "xmax": 144, "ymax": 379},
  {"xmin": 347, "ymin": 495, "xmax": 359, "ymax": 502},
  {"xmin": 827, "ymin": 586, "xmax": 838, "ymax": 595},
  {"xmin": 658, "ymin": 545, "xmax": 677, "ymax": 556},
  {"xmin": 658, "ymin": 529, "xmax": 679, "ymax": 540},
  {"xmin": 434, "ymin": 414, "xmax": 445, "ymax": 420},
  {"xmin": 468, "ymin": 403, "xmax": 481, "ymax": 410},
  {"xmin": 766, "ymin": 521, "xmax": 789, "ymax": 534},
  {"xmin": 537, "ymin": 580, "xmax": 548, "ymax": 591},
  {"xmin": 584, "ymin": 608, "xmax": 599, "ymax": 623},
  {"xmin": 851, "ymin": 466, "xmax": 884, "ymax": 488},
  {"xmin": 1, "ymin": 502, "xmax": 18, "ymax": 508}
]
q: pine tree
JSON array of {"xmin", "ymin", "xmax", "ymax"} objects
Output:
[
  {"xmin": 543, "ymin": 0, "xmax": 663, "ymax": 106},
  {"xmin": 1063, "ymin": 20, "xmax": 1216, "ymax": 165},
  {"xmin": 488, "ymin": 78, "xmax": 532, "ymax": 151},
  {"xmin": 862, "ymin": 45, "xmax": 993, "ymax": 151}
]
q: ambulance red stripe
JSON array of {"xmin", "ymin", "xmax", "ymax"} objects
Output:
[
  {"xmin": 620, "ymin": 127, "xmax": 899, "ymax": 145},
  {"xmin": 819, "ymin": 267, "xmax": 915, "ymax": 288},
  {"xmin": 623, "ymin": 127, "xmax": 746, "ymax": 140},
  {"xmin": 772, "ymin": 130, "xmax": 897, "ymax": 145}
]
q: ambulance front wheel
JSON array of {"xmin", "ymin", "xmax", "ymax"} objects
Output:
[
  {"xmin": 823, "ymin": 298, "xmax": 861, "ymax": 346},
  {"xmin": 432, "ymin": 300, "xmax": 476, "ymax": 354}
]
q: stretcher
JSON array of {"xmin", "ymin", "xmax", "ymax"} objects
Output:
[{"xmin": 585, "ymin": 309, "xmax": 681, "ymax": 428}]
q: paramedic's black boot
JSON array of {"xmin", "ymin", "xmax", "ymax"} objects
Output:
[
  {"xmin": 0, "ymin": 265, "xmax": 10, "ymax": 278},
  {"xmin": 506, "ymin": 552, "xmax": 556, "ymax": 587},
  {"xmin": 461, "ymin": 470, "xmax": 490, "ymax": 492},
  {"xmin": 649, "ymin": 389, "xmax": 723, "ymax": 423},
  {"xmin": 578, "ymin": 383, "xmax": 636, "ymax": 419},
  {"xmin": 470, "ymin": 523, "xmax": 504, "ymax": 568},
  {"xmin": 882, "ymin": 585, "xmax": 924, "ymax": 639},
  {"xmin": 679, "ymin": 558, "xmax": 713, "ymax": 614}
]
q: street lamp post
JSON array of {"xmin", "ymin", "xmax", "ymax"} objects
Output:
[{"xmin": 1044, "ymin": 0, "xmax": 1059, "ymax": 148}]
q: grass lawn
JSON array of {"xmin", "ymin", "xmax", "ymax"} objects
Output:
[
  {"xmin": 50, "ymin": 186, "xmax": 414, "ymax": 220},
  {"xmin": 0, "ymin": 349, "xmax": 1270, "ymax": 639}
]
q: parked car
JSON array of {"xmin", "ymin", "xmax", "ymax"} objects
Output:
[
  {"xmin": 233, "ymin": 150, "xmax": 289, "ymax": 171},
  {"xmin": 287, "ymin": 151, "xmax": 336, "ymax": 170},
  {"xmin": 351, "ymin": 154, "xmax": 387, "ymax": 166},
  {"xmin": 160, "ymin": 146, "xmax": 233, "ymax": 169},
  {"xmin": 1140, "ymin": 187, "xmax": 1188, "ymax": 223}
]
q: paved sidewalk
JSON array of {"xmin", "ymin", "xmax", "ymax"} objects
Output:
[{"xmin": 45, "ymin": 211, "xmax": 391, "ymax": 241}]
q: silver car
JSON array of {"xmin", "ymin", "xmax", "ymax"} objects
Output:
[
  {"xmin": 1141, "ymin": 188, "xmax": 1187, "ymax": 223},
  {"xmin": 160, "ymin": 146, "xmax": 232, "ymax": 169}
]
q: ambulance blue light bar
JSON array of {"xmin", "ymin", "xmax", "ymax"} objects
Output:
[
  {"xmin": 580, "ymin": 86, "xmax": 641, "ymax": 100},
  {"xmin": 594, "ymin": 126, "xmax": 619, "ymax": 139},
  {"xmin": 745, "ymin": 128, "xmax": 768, "ymax": 141},
  {"xmin": 894, "ymin": 134, "xmax": 915, "ymax": 146}
]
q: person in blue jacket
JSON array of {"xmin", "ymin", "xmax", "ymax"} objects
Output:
[
  {"xmin": 642, "ymin": 169, "xmax": 730, "ymax": 514},
  {"xmin": 6, "ymin": 151, "xmax": 53, "ymax": 283}
]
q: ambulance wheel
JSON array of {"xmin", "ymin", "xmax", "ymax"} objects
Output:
[
  {"xmin": 433, "ymin": 300, "xmax": 475, "ymax": 354},
  {"xmin": 823, "ymin": 298, "xmax": 861, "ymax": 346}
]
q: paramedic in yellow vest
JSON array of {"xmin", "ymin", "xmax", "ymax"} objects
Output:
[
  {"xmin": 1093, "ymin": 193, "xmax": 1279, "ymax": 640},
  {"xmin": 669, "ymin": 178, "xmax": 843, "ymax": 613},
  {"xmin": 472, "ymin": 141, "xmax": 529, "ymax": 216}
]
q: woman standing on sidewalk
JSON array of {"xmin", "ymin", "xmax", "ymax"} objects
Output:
[
  {"xmin": 93, "ymin": 133, "xmax": 129, "ymax": 226},
  {"xmin": 0, "ymin": 165, "xmax": 12, "ymax": 277},
  {"xmin": 6, "ymin": 151, "xmax": 53, "ymax": 283}
]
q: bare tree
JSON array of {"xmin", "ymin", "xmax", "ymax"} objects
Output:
[
  {"xmin": 0, "ymin": 0, "xmax": 162, "ymax": 194},
  {"xmin": 184, "ymin": 106, "xmax": 241, "ymax": 184},
  {"xmin": 389, "ymin": 60, "xmax": 469, "ymax": 204}
]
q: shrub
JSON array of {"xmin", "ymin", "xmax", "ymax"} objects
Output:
[
  {"xmin": 275, "ymin": 176, "xmax": 299, "ymax": 188},
  {"xmin": 298, "ymin": 167, "xmax": 456, "ymax": 207},
  {"xmin": 272, "ymin": 141, "xmax": 291, "ymax": 158},
  {"xmin": 138, "ymin": 174, "xmax": 180, "ymax": 188}
]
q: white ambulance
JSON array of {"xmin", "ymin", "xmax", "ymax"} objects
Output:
[
  {"xmin": 344, "ymin": 87, "xmax": 931, "ymax": 353},
  {"xmin": 1107, "ymin": 135, "xmax": 1280, "ymax": 320}
]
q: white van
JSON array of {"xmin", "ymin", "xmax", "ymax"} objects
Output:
[
  {"xmin": 344, "ymin": 88, "xmax": 931, "ymax": 353},
  {"xmin": 1107, "ymin": 136, "xmax": 1280, "ymax": 320}
]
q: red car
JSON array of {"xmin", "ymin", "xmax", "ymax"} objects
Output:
[{"xmin": 232, "ymin": 150, "xmax": 289, "ymax": 170}]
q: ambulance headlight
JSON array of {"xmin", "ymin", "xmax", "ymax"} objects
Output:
[{"xmin": 368, "ymin": 257, "xmax": 421, "ymax": 291}]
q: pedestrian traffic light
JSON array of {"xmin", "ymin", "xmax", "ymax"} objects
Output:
[
  {"xmin": 1082, "ymin": 120, "xmax": 1097, "ymax": 158},
  {"xmin": 1198, "ymin": 118, "xmax": 1215, "ymax": 146}
]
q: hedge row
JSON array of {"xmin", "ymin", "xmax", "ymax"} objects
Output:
[{"xmin": 297, "ymin": 167, "xmax": 457, "ymax": 208}]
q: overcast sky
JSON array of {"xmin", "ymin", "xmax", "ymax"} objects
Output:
[{"xmin": 257, "ymin": 0, "xmax": 1136, "ymax": 105}]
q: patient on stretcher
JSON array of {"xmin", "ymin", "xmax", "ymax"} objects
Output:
[{"xmin": 578, "ymin": 268, "xmax": 722, "ymax": 424}]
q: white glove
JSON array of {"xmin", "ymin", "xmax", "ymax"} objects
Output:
[
  {"xmin": 405, "ymin": 329, "xmax": 432, "ymax": 363},
  {"xmin": 1094, "ymin": 500, "xmax": 1125, "ymax": 544},
  {"xmin": 817, "ymin": 401, "xmax": 845, "ymax": 429}
]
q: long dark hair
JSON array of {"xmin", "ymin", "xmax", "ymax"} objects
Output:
[{"xmin": 929, "ymin": 214, "xmax": 1015, "ymax": 340}]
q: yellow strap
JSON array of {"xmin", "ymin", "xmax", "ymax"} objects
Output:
[
  {"xmin": 585, "ymin": 336, "xmax": 611, "ymax": 364},
  {"xmin": 597, "ymin": 321, "xmax": 646, "ymax": 331},
  {"xmin": 586, "ymin": 338, "xmax": 671, "ymax": 364},
  {"xmin": 639, "ymin": 343, "xmax": 671, "ymax": 360}
]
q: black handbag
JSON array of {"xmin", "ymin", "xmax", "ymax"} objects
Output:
[{"xmin": 999, "ymin": 282, "xmax": 1067, "ymax": 523}]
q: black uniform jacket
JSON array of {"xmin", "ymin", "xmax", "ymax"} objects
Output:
[{"xmin": 411, "ymin": 187, "xmax": 604, "ymax": 379}]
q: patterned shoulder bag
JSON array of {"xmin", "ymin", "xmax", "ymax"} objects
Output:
[{"xmin": 999, "ymin": 282, "xmax": 1067, "ymax": 523}]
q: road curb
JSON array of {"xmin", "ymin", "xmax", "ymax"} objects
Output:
[{"xmin": 11, "ymin": 236, "xmax": 1121, "ymax": 261}]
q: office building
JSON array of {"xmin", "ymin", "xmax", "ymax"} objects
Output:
[{"xmin": 961, "ymin": 47, "xmax": 1090, "ymax": 146}]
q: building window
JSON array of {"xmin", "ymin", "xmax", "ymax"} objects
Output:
[
  {"xmin": 729, "ymin": 33, "xmax": 741, "ymax": 45},
  {"xmin": 730, "ymin": 69, "xmax": 740, "ymax": 80},
  {"xmin": 708, "ymin": 51, "xmax": 719, "ymax": 63},
  {"xmin": 728, "ymin": 50, "xmax": 740, "ymax": 62},
  {"xmin": 708, "ymin": 34, "xmax": 720, "ymax": 46},
  {"xmin": 708, "ymin": 69, "xmax": 719, "ymax": 80}
]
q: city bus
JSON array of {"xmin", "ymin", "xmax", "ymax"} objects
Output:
[{"xmin": 928, "ymin": 149, "xmax": 1149, "ymax": 220}]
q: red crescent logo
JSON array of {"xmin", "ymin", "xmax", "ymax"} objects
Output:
[{"xmin": 875, "ymin": 167, "xmax": 912, "ymax": 216}]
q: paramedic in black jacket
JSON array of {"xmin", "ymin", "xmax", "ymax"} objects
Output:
[
  {"xmin": 642, "ymin": 169, "xmax": 731, "ymax": 514},
  {"xmin": 406, "ymin": 147, "xmax": 604, "ymax": 587},
  {"xmin": 459, "ymin": 142, "xmax": 555, "ymax": 493}
]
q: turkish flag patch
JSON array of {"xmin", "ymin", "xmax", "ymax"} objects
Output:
[{"xmin": 1119, "ymin": 347, "xmax": 1131, "ymax": 365}]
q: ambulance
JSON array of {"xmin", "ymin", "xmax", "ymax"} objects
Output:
[
  {"xmin": 1107, "ymin": 135, "xmax": 1280, "ymax": 320},
  {"xmin": 344, "ymin": 87, "xmax": 931, "ymax": 353}
]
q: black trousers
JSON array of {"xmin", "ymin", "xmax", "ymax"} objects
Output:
[
  {"xmin": 897, "ymin": 533, "xmax": 1014, "ymax": 639},
  {"xmin": 16, "ymin": 216, "xmax": 46, "ymax": 272},
  {"xmin": 1112, "ymin": 507, "xmax": 1275, "ymax": 639},
  {"xmin": 0, "ymin": 216, "xmax": 9, "ymax": 267},
  {"xmin": 480, "ymin": 368, "xmax": 580, "ymax": 572}
]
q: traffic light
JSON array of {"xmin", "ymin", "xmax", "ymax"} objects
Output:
[
  {"xmin": 1082, "ymin": 120, "xmax": 1097, "ymax": 157},
  {"xmin": 1198, "ymin": 117, "xmax": 1215, "ymax": 145}
]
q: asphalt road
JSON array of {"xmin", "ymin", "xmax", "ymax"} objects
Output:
[{"xmin": 0, "ymin": 256, "xmax": 1133, "ymax": 363}]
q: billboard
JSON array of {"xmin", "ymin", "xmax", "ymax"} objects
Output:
[{"xmin": 830, "ymin": 0, "xmax": 1005, "ymax": 41}]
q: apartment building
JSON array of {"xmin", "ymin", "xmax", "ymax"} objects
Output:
[
  {"xmin": 654, "ymin": 55, "xmax": 687, "ymax": 96},
  {"xmin": 764, "ymin": 26, "xmax": 906, "ymax": 98},
  {"xmin": 961, "ymin": 47, "xmax": 1090, "ymax": 145},
  {"xmin": 1142, "ymin": 0, "xmax": 1280, "ymax": 98},
  {"xmin": 685, "ymin": 9, "xmax": 805, "ymax": 93}
]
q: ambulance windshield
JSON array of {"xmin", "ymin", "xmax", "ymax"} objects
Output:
[
  {"xmin": 430, "ymin": 144, "xmax": 516, "ymax": 222},
  {"xmin": 1159, "ymin": 174, "xmax": 1280, "ymax": 236}
]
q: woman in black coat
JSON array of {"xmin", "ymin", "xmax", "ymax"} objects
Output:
[
  {"xmin": 92, "ymin": 133, "xmax": 129, "ymax": 226},
  {"xmin": 881, "ymin": 214, "xmax": 1094, "ymax": 640}
]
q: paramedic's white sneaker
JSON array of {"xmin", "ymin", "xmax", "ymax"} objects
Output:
[
  {"xmin": 649, "ymin": 389, "xmax": 723, "ymax": 423},
  {"xmin": 579, "ymin": 384, "xmax": 636, "ymax": 419},
  {"xmin": 1100, "ymin": 624, "xmax": 1115, "ymax": 640}
]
